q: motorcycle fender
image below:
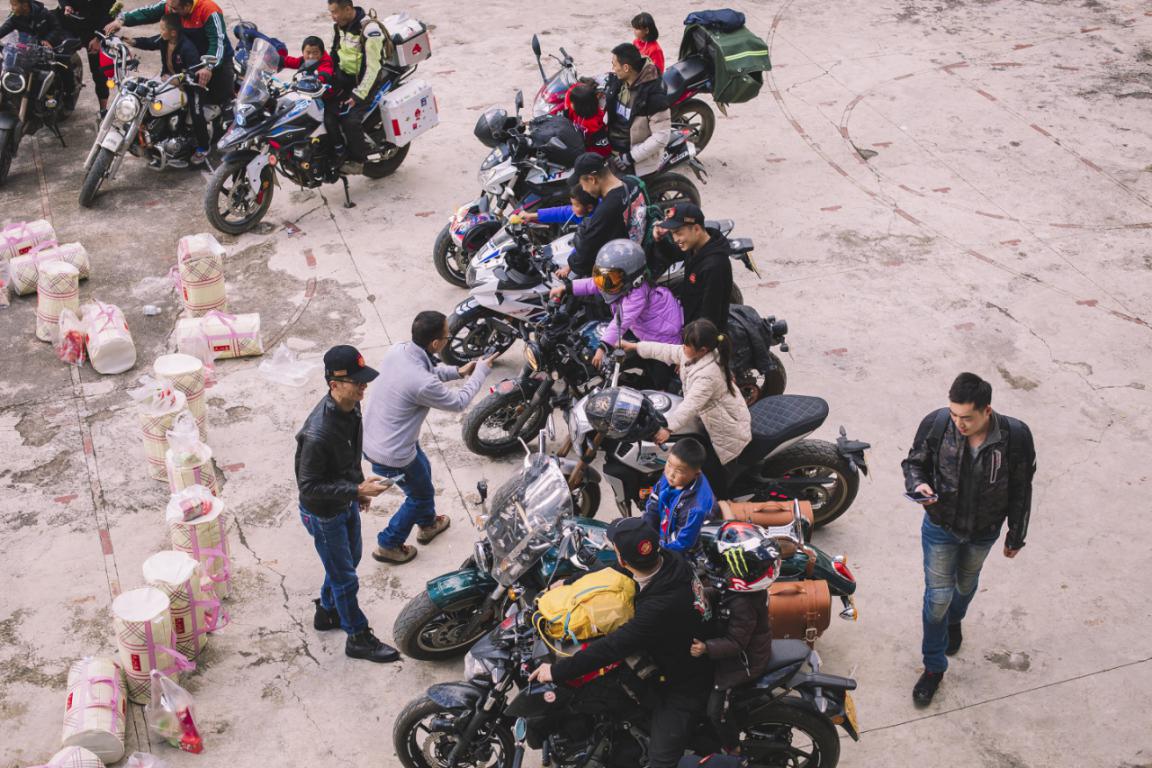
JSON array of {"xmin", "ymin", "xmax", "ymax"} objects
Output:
[
  {"xmin": 426, "ymin": 681, "xmax": 486, "ymax": 710},
  {"xmin": 243, "ymin": 150, "xmax": 271, "ymax": 191},
  {"xmin": 836, "ymin": 428, "xmax": 871, "ymax": 477},
  {"xmin": 492, "ymin": 375, "xmax": 544, "ymax": 397},
  {"xmin": 426, "ymin": 567, "xmax": 498, "ymax": 608},
  {"xmin": 0, "ymin": 113, "xmax": 17, "ymax": 132},
  {"xmin": 555, "ymin": 456, "xmax": 601, "ymax": 486},
  {"xmin": 790, "ymin": 676, "xmax": 860, "ymax": 741},
  {"xmin": 99, "ymin": 128, "xmax": 125, "ymax": 154}
]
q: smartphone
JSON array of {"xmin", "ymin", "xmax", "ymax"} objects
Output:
[
  {"xmin": 904, "ymin": 491, "xmax": 938, "ymax": 503},
  {"xmin": 378, "ymin": 474, "xmax": 404, "ymax": 488}
]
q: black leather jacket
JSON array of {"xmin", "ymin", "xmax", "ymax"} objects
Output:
[
  {"xmin": 295, "ymin": 394, "xmax": 364, "ymax": 517},
  {"xmin": 902, "ymin": 408, "xmax": 1036, "ymax": 549},
  {"xmin": 0, "ymin": 1, "xmax": 61, "ymax": 43}
]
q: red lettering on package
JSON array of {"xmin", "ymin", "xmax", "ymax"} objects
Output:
[
  {"xmin": 131, "ymin": 654, "xmax": 141, "ymax": 672},
  {"xmin": 212, "ymin": 344, "xmax": 230, "ymax": 352},
  {"xmin": 175, "ymin": 617, "xmax": 186, "ymax": 634}
]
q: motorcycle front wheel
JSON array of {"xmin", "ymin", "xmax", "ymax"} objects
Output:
[
  {"xmin": 749, "ymin": 439, "xmax": 859, "ymax": 528},
  {"xmin": 739, "ymin": 701, "xmax": 841, "ymax": 767},
  {"xmin": 462, "ymin": 388, "xmax": 548, "ymax": 458},
  {"xmin": 393, "ymin": 695, "xmax": 514, "ymax": 768},
  {"xmin": 78, "ymin": 148, "xmax": 114, "ymax": 208},
  {"xmin": 645, "ymin": 171, "xmax": 701, "ymax": 206},
  {"xmin": 433, "ymin": 224, "xmax": 469, "ymax": 288},
  {"xmin": 443, "ymin": 305, "xmax": 519, "ymax": 367},
  {"xmin": 393, "ymin": 591, "xmax": 492, "ymax": 661},
  {"xmin": 204, "ymin": 158, "xmax": 274, "ymax": 235},
  {"xmin": 672, "ymin": 98, "xmax": 716, "ymax": 154},
  {"xmin": 363, "ymin": 142, "xmax": 410, "ymax": 179}
]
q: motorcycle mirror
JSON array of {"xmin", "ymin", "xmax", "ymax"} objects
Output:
[
  {"xmin": 514, "ymin": 90, "xmax": 524, "ymax": 113},
  {"xmin": 531, "ymin": 34, "xmax": 542, "ymax": 59}
]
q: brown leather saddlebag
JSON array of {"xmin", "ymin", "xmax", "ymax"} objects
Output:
[
  {"xmin": 720, "ymin": 500, "xmax": 814, "ymax": 528},
  {"xmin": 769, "ymin": 579, "xmax": 832, "ymax": 645}
]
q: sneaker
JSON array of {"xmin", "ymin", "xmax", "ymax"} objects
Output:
[
  {"xmin": 912, "ymin": 671, "xmax": 943, "ymax": 706},
  {"xmin": 372, "ymin": 544, "xmax": 417, "ymax": 564},
  {"xmin": 340, "ymin": 160, "xmax": 363, "ymax": 175},
  {"xmin": 946, "ymin": 623, "xmax": 963, "ymax": 656},
  {"xmin": 191, "ymin": 148, "xmax": 208, "ymax": 166},
  {"xmin": 416, "ymin": 515, "xmax": 451, "ymax": 544},
  {"xmin": 313, "ymin": 599, "xmax": 340, "ymax": 632},
  {"xmin": 345, "ymin": 628, "xmax": 401, "ymax": 663}
]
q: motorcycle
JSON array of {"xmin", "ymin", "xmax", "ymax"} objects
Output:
[
  {"xmin": 565, "ymin": 385, "xmax": 870, "ymax": 528},
  {"xmin": 433, "ymin": 89, "xmax": 705, "ymax": 288},
  {"xmin": 79, "ymin": 35, "xmax": 221, "ymax": 206},
  {"xmin": 0, "ymin": 34, "xmax": 84, "ymax": 185},
  {"xmin": 203, "ymin": 36, "xmax": 432, "ymax": 234}
]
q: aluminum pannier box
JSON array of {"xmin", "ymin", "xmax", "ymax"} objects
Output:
[
  {"xmin": 383, "ymin": 14, "xmax": 431, "ymax": 67},
  {"xmin": 379, "ymin": 79, "xmax": 439, "ymax": 146}
]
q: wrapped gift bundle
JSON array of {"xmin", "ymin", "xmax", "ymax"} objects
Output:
[
  {"xmin": 164, "ymin": 413, "xmax": 217, "ymax": 495},
  {"xmin": 60, "ymin": 656, "xmax": 127, "ymax": 764},
  {"xmin": 0, "ymin": 218, "xmax": 55, "ymax": 260},
  {"xmin": 81, "ymin": 302, "xmax": 136, "ymax": 375},
  {"xmin": 154, "ymin": 353, "xmax": 207, "ymax": 440},
  {"xmin": 12, "ymin": 242, "xmax": 90, "ymax": 296},
  {"xmin": 110, "ymin": 587, "xmax": 194, "ymax": 704},
  {"xmin": 143, "ymin": 551, "xmax": 227, "ymax": 660},
  {"xmin": 176, "ymin": 233, "xmax": 227, "ymax": 316},
  {"xmin": 131, "ymin": 380, "xmax": 188, "ymax": 482},
  {"xmin": 37, "ymin": 262, "xmax": 80, "ymax": 342},
  {"xmin": 176, "ymin": 311, "xmax": 263, "ymax": 361},
  {"xmin": 168, "ymin": 496, "xmax": 232, "ymax": 599}
]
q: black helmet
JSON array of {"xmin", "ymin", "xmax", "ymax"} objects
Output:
[
  {"xmin": 714, "ymin": 522, "xmax": 781, "ymax": 593},
  {"xmin": 474, "ymin": 108, "xmax": 517, "ymax": 148},
  {"xmin": 584, "ymin": 387, "xmax": 664, "ymax": 440}
]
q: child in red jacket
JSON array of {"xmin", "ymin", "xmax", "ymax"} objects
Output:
[
  {"xmin": 280, "ymin": 36, "xmax": 341, "ymax": 142},
  {"xmin": 564, "ymin": 79, "xmax": 611, "ymax": 156},
  {"xmin": 632, "ymin": 12, "xmax": 664, "ymax": 73}
]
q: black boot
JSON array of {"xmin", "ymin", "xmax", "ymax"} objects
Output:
[
  {"xmin": 313, "ymin": 599, "xmax": 340, "ymax": 631},
  {"xmin": 346, "ymin": 628, "xmax": 401, "ymax": 663},
  {"xmin": 913, "ymin": 671, "xmax": 943, "ymax": 706},
  {"xmin": 945, "ymin": 623, "xmax": 963, "ymax": 656}
]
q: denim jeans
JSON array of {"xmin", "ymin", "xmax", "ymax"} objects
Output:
[
  {"xmin": 300, "ymin": 502, "xmax": 369, "ymax": 635},
  {"xmin": 921, "ymin": 514, "xmax": 1000, "ymax": 673},
  {"xmin": 371, "ymin": 445, "xmax": 437, "ymax": 549}
]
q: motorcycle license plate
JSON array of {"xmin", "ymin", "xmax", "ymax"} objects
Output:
[{"xmin": 843, "ymin": 692, "xmax": 859, "ymax": 733}]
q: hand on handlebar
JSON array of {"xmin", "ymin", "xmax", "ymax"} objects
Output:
[
  {"xmin": 619, "ymin": 340, "xmax": 638, "ymax": 353},
  {"xmin": 87, "ymin": 38, "xmax": 100, "ymax": 54},
  {"xmin": 196, "ymin": 68, "xmax": 212, "ymax": 88},
  {"xmin": 554, "ymin": 265, "xmax": 571, "ymax": 280},
  {"xmin": 653, "ymin": 428, "xmax": 671, "ymax": 445},
  {"xmin": 104, "ymin": 19, "xmax": 124, "ymax": 35},
  {"xmin": 548, "ymin": 285, "xmax": 567, "ymax": 302},
  {"xmin": 591, "ymin": 348, "xmax": 605, "ymax": 369},
  {"xmin": 528, "ymin": 663, "xmax": 554, "ymax": 684}
]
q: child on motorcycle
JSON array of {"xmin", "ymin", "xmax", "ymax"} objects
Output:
[
  {"xmin": 642, "ymin": 437, "xmax": 717, "ymax": 553},
  {"xmin": 279, "ymin": 36, "xmax": 341, "ymax": 142},
  {"xmin": 564, "ymin": 78, "xmax": 611, "ymax": 156},
  {"xmin": 622, "ymin": 318, "xmax": 751, "ymax": 498},
  {"xmin": 520, "ymin": 187, "xmax": 598, "ymax": 227}
]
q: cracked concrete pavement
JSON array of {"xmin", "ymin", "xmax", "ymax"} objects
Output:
[{"xmin": 2, "ymin": 0, "xmax": 1151, "ymax": 766}]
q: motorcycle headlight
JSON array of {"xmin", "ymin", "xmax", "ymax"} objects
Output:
[
  {"xmin": 524, "ymin": 343, "xmax": 542, "ymax": 372},
  {"xmin": 568, "ymin": 399, "xmax": 592, "ymax": 445},
  {"xmin": 113, "ymin": 94, "xmax": 139, "ymax": 122},
  {"xmin": 478, "ymin": 162, "xmax": 516, "ymax": 195},
  {"xmin": 464, "ymin": 650, "xmax": 497, "ymax": 682},
  {"xmin": 473, "ymin": 540, "xmax": 492, "ymax": 574}
]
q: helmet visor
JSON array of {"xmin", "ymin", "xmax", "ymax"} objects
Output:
[{"xmin": 592, "ymin": 266, "xmax": 626, "ymax": 295}]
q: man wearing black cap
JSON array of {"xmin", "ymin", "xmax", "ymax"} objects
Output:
[
  {"xmin": 657, "ymin": 202, "xmax": 734, "ymax": 332},
  {"xmin": 295, "ymin": 345, "xmax": 400, "ymax": 663},
  {"xmin": 562, "ymin": 152, "xmax": 645, "ymax": 279},
  {"xmin": 529, "ymin": 518, "xmax": 713, "ymax": 767}
]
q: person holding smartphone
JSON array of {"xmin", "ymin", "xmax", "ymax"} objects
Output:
[
  {"xmin": 901, "ymin": 372, "xmax": 1036, "ymax": 706},
  {"xmin": 295, "ymin": 345, "xmax": 400, "ymax": 663}
]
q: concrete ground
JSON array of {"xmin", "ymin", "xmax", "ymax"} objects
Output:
[{"xmin": 2, "ymin": 0, "xmax": 1151, "ymax": 765}]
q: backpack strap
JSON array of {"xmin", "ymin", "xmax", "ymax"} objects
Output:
[{"xmin": 926, "ymin": 408, "xmax": 949, "ymax": 451}]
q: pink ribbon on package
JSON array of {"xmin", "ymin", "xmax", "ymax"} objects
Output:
[
  {"xmin": 143, "ymin": 621, "xmax": 196, "ymax": 677},
  {"xmin": 188, "ymin": 524, "xmax": 232, "ymax": 586},
  {"xmin": 88, "ymin": 302, "xmax": 127, "ymax": 334},
  {"xmin": 1, "ymin": 221, "xmax": 54, "ymax": 255},
  {"xmin": 66, "ymin": 673, "xmax": 125, "ymax": 735},
  {"xmin": 202, "ymin": 311, "xmax": 241, "ymax": 356}
]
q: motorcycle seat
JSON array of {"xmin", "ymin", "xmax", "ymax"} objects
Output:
[
  {"xmin": 663, "ymin": 56, "xmax": 710, "ymax": 102},
  {"xmin": 762, "ymin": 640, "xmax": 811, "ymax": 674},
  {"xmin": 705, "ymin": 219, "xmax": 733, "ymax": 235},
  {"xmin": 739, "ymin": 395, "xmax": 829, "ymax": 464}
]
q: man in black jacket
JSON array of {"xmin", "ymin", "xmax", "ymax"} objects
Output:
[
  {"xmin": 529, "ymin": 518, "xmax": 713, "ymax": 767},
  {"xmin": 656, "ymin": 202, "xmax": 733, "ymax": 331},
  {"xmin": 295, "ymin": 345, "xmax": 399, "ymax": 663},
  {"xmin": 902, "ymin": 372, "xmax": 1036, "ymax": 705},
  {"xmin": 0, "ymin": 0, "xmax": 61, "ymax": 46},
  {"xmin": 57, "ymin": 0, "xmax": 116, "ymax": 114},
  {"xmin": 562, "ymin": 152, "xmax": 645, "ymax": 278}
]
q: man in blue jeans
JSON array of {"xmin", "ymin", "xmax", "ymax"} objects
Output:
[
  {"xmin": 363, "ymin": 311, "xmax": 496, "ymax": 564},
  {"xmin": 902, "ymin": 372, "xmax": 1036, "ymax": 705},
  {"xmin": 295, "ymin": 345, "xmax": 399, "ymax": 662}
]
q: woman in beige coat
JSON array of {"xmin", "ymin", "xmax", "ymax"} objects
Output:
[{"xmin": 623, "ymin": 319, "xmax": 752, "ymax": 497}]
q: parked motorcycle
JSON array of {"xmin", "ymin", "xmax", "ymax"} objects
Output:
[
  {"xmin": 566, "ymin": 385, "xmax": 869, "ymax": 528},
  {"xmin": 204, "ymin": 36, "xmax": 434, "ymax": 234},
  {"xmin": 395, "ymin": 600, "xmax": 858, "ymax": 768},
  {"xmin": 433, "ymin": 89, "xmax": 704, "ymax": 288},
  {"xmin": 0, "ymin": 34, "xmax": 84, "ymax": 185},
  {"xmin": 79, "ymin": 35, "xmax": 220, "ymax": 206}
]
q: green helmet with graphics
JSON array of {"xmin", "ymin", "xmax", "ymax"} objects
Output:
[{"xmin": 715, "ymin": 522, "xmax": 781, "ymax": 593}]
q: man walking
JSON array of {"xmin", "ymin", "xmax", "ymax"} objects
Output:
[
  {"xmin": 363, "ymin": 311, "xmax": 496, "ymax": 564},
  {"xmin": 902, "ymin": 372, "xmax": 1036, "ymax": 705},
  {"xmin": 296, "ymin": 345, "xmax": 399, "ymax": 663}
]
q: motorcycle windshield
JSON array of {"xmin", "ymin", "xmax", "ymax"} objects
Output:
[
  {"xmin": 532, "ymin": 69, "xmax": 575, "ymax": 117},
  {"xmin": 2, "ymin": 35, "xmax": 42, "ymax": 74},
  {"xmin": 236, "ymin": 37, "xmax": 281, "ymax": 107},
  {"xmin": 479, "ymin": 455, "xmax": 572, "ymax": 586}
]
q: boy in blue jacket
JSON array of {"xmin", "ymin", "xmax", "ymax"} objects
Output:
[
  {"xmin": 643, "ymin": 438, "xmax": 717, "ymax": 553},
  {"xmin": 522, "ymin": 187, "xmax": 598, "ymax": 227}
]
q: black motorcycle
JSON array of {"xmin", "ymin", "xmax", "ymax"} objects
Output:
[
  {"xmin": 0, "ymin": 34, "xmax": 84, "ymax": 185},
  {"xmin": 393, "ymin": 605, "xmax": 858, "ymax": 768}
]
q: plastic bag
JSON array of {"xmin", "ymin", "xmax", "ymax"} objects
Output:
[
  {"xmin": 176, "ymin": 331, "xmax": 217, "ymax": 387},
  {"xmin": 166, "ymin": 485, "xmax": 216, "ymax": 523},
  {"xmin": 144, "ymin": 670, "xmax": 204, "ymax": 754},
  {"xmin": 125, "ymin": 753, "xmax": 170, "ymax": 768},
  {"xmin": 55, "ymin": 307, "xmax": 88, "ymax": 366},
  {"xmin": 258, "ymin": 343, "xmax": 316, "ymax": 387},
  {"xmin": 130, "ymin": 376, "xmax": 183, "ymax": 416},
  {"xmin": 165, "ymin": 412, "xmax": 204, "ymax": 466}
]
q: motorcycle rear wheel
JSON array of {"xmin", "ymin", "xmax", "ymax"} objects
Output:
[
  {"xmin": 363, "ymin": 142, "xmax": 410, "ymax": 179},
  {"xmin": 462, "ymin": 388, "xmax": 548, "ymax": 458},
  {"xmin": 433, "ymin": 223, "xmax": 469, "ymax": 288},
  {"xmin": 204, "ymin": 158, "xmax": 274, "ymax": 235},
  {"xmin": 78, "ymin": 148, "xmax": 114, "ymax": 208},
  {"xmin": 751, "ymin": 439, "xmax": 859, "ymax": 528},
  {"xmin": 739, "ymin": 701, "xmax": 841, "ymax": 767},
  {"xmin": 646, "ymin": 171, "xmax": 701, "ymax": 206},
  {"xmin": 393, "ymin": 695, "xmax": 514, "ymax": 768},
  {"xmin": 672, "ymin": 98, "xmax": 716, "ymax": 154},
  {"xmin": 393, "ymin": 591, "xmax": 491, "ymax": 661},
  {"xmin": 443, "ymin": 305, "xmax": 519, "ymax": 367},
  {"xmin": 0, "ymin": 129, "xmax": 13, "ymax": 186}
]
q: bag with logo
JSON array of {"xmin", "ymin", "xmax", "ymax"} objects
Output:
[{"xmin": 534, "ymin": 568, "xmax": 637, "ymax": 644}]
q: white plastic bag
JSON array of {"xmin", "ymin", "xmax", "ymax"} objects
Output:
[
  {"xmin": 175, "ymin": 329, "xmax": 217, "ymax": 387},
  {"xmin": 166, "ymin": 485, "xmax": 216, "ymax": 523},
  {"xmin": 129, "ymin": 377, "xmax": 183, "ymax": 415},
  {"xmin": 144, "ymin": 671, "xmax": 203, "ymax": 754},
  {"xmin": 125, "ymin": 753, "xmax": 170, "ymax": 768},
  {"xmin": 55, "ymin": 308, "xmax": 88, "ymax": 366},
  {"xmin": 164, "ymin": 412, "xmax": 204, "ymax": 465},
  {"xmin": 258, "ymin": 343, "xmax": 316, "ymax": 387}
]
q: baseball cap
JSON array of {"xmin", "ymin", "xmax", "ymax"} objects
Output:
[
  {"xmin": 607, "ymin": 517, "xmax": 661, "ymax": 569},
  {"xmin": 659, "ymin": 202, "xmax": 705, "ymax": 231},
  {"xmin": 323, "ymin": 345, "xmax": 378, "ymax": 383},
  {"xmin": 572, "ymin": 151, "xmax": 609, "ymax": 179}
]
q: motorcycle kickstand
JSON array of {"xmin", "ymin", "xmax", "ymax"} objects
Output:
[{"xmin": 339, "ymin": 175, "xmax": 356, "ymax": 209}]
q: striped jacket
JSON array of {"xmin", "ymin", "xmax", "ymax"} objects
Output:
[{"xmin": 121, "ymin": 0, "xmax": 232, "ymax": 68}]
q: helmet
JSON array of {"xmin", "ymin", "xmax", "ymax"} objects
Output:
[
  {"xmin": 474, "ymin": 108, "xmax": 517, "ymax": 148},
  {"xmin": 714, "ymin": 522, "xmax": 781, "ymax": 592},
  {"xmin": 583, "ymin": 387, "xmax": 664, "ymax": 440},
  {"xmin": 592, "ymin": 239, "xmax": 647, "ymax": 303}
]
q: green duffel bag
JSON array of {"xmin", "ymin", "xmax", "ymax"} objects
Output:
[{"xmin": 679, "ymin": 24, "xmax": 772, "ymax": 104}]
